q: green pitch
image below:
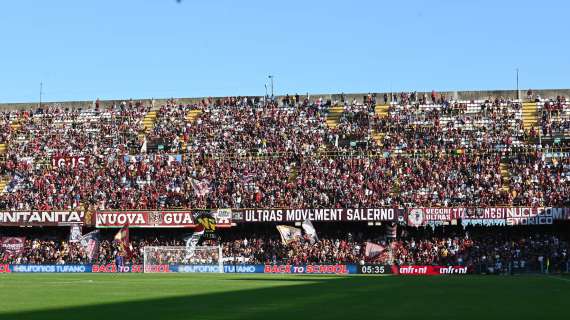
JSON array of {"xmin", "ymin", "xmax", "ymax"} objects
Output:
[{"xmin": 0, "ymin": 274, "xmax": 568, "ymax": 320}]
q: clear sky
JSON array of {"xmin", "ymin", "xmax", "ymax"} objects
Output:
[{"xmin": 0, "ymin": 0, "xmax": 568, "ymax": 103}]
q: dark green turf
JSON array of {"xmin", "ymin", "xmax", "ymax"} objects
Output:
[{"xmin": 0, "ymin": 274, "xmax": 568, "ymax": 320}]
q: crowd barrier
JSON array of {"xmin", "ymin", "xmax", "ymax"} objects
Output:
[{"xmin": 0, "ymin": 264, "xmax": 479, "ymax": 275}]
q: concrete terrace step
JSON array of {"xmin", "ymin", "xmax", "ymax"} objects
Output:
[
  {"xmin": 375, "ymin": 105, "xmax": 389, "ymax": 117},
  {"xmin": 521, "ymin": 102, "xmax": 538, "ymax": 130},
  {"xmin": 499, "ymin": 162, "xmax": 510, "ymax": 192},
  {"xmin": 186, "ymin": 109, "xmax": 203, "ymax": 123},
  {"xmin": 142, "ymin": 111, "xmax": 158, "ymax": 132},
  {"xmin": 325, "ymin": 105, "xmax": 344, "ymax": 129}
]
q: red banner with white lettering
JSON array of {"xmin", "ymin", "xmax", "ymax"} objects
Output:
[
  {"xmin": 397, "ymin": 265, "xmax": 469, "ymax": 275},
  {"xmin": 95, "ymin": 210, "xmax": 232, "ymax": 228},
  {"xmin": 51, "ymin": 156, "xmax": 89, "ymax": 168}
]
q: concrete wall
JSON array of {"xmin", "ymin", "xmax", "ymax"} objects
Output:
[{"xmin": 1, "ymin": 89, "xmax": 569, "ymax": 111}]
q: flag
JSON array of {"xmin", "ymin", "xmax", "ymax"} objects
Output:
[
  {"xmin": 69, "ymin": 224, "xmax": 82, "ymax": 243},
  {"xmin": 276, "ymin": 225, "xmax": 302, "ymax": 245},
  {"xmin": 301, "ymin": 219, "xmax": 318, "ymax": 243},
  {"xmin": 365, "ymin": 242, "xmax": 385, "ymax": 258},
  {"xmin": 79, "ymin": 230, "xmax": 100, "ymax": 262},
  {"xmin": 141, "ymin": 136, "xmax": 147, "ymax": 153},
  {"xmin": 241, "ymin": 172, "xmax": 254, "ymax": 184},
  {"xmin": 385, "ymin": 223, "xmax": 397, "ymax": 238},
  {"xmin": 191, "ymin": 179, "xmax": 210, "ymax": 197},
  {"xmin": 183, "ymin": 225, "xmax": 205, "ymax": 252},
  {"xmin": 1, "ymin": 237, "xmax": 26, "ymax": 256},
  {"xmin": 114, "ymin": 225, "xmax": 132, "ymax": 258}
]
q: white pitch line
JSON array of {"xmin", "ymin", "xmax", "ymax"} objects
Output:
[
  {"xmin": 40, "ymin": 280, "xmax": 95, "ymax": 284},
  {"xmin": 547, "ymin": 275, "xmax": 570, "ymax": 283}
]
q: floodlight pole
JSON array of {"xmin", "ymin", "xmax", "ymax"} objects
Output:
[
  {"xmin": 39, "ymin": 82, "xmax": 43, "ymax": 108},
  {"xmin": 517, "ymin": 68, "xmax": 521, "ymax": 99},
  {"xmin": 268, "ymin": 75, "xmax": 274, "ymax": 100}
]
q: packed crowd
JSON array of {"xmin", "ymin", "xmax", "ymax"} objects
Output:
[
  {"xmin": 1, "ymin": 227, "xmax": 568, "ymax": 274},
  {"xmin": 508, "ymin": 152, "xmax": 570, "ymax": 206},
  {"xmin": 0, "ymin": 93, "xmax": 568, "ymax": 210},
  {"xmin": 540, "ymin": 97, "xmax": 570, "ymax": 137},
  {"xmin": 373, "ymin": 99, "xmax": 525, "ymax": 152}
]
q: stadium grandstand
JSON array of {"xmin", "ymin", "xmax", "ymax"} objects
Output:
[{"xmin": 0, "ymin": 88, "xmax": 568, "ymax": 277}]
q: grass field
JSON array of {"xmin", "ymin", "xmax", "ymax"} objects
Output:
[{"xmin": 0, "ymin": 274, "xmax": 568, "ymax": 320}]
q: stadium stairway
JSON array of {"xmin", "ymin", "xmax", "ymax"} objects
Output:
[
  {"xmin": 288, "ymin": 165, "xmax": 298, "ymax": 183},
  {"xmin": 186, "ymin": 109, "xmax": 203, "ymax": 123},
  {"xmin": 522, "ymin": 102, "xmax": 538, "ymax": 133},
  {"xmin": 182, "ymin": 109, "xmax": 203, "ymax": 150},
  {"xmin": 499, "ymin": 162, "xmax": 510, "ymax": 192},
  {"xmin": 371, "ymin": 105, "xmax": 389, "ymax": 146},
  {"xmin": 142, "ymin": 111, "xmax": 158, "ymax": 132},
  {"xmin": 0, "ymin": 176, "xmax": 9, "ymax": 193},
  {"xmin": 0, "ymin": 143, "xmax": 6, "ymax": 155},
  {"xmin": 325, "ymin": 105, "xmax": 344, "ymax": 129}
]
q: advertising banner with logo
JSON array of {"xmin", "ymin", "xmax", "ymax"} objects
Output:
[
  {"xmin": 94, "ymin": 211, "xmax": 232, "ymax": 228},
  {"xmin": 0, "ymin": 264, "xmax": 11, "ymax": 273},
  {"xmin": 11, "ymin": 265, "xmax": 92, "ymax": 273},
  {"xmin": 397, "ymin": 265, "xmax": 469, "ymax": 275},
  {"xmin": 263, "ymin": 264, "xmax": 356, "ymax": 274},
  {"xmin": 0, "ymin": 211, "xmax": 85, "ymax": 226},
  {"xmin": 235, "ymin": 208, "xmax": 399, "ymax": 223},
  {"xmin": 176, "ymin": 264, "xmax": 265, "ymax": 274},
  {"xmin": 91, "ymin": 264, "xmax": 171, "ymax": 273},
  {"xmin": 1, "ymin": 237, "xmax": 26, "ymax": 255}
]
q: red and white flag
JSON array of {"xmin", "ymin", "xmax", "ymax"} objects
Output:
[
  {"xmin": 364, "ymin": 242, "xmax": 385, "ymax": 258},
  {"xmin": 191, "ymin": 179, "xmax": 210, "ymax": 197}
]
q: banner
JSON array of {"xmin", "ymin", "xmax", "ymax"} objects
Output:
[
  {"xmin": 0, "ymin": 211, "xmax": 85, "ymax": 226},
  {"xmin": 407, "ymin": 207, "xmax": 565, "ymax": 227},
  {"xmin": 364, "ymin": 242, "xmax": 385, "ymax": 259},
  {"xmin": 52, "ymin": 156, "xmax": 89, "ymax": 168},
  {"xmin": 276, "ymin": 225, "xmax": 302, "ymax": 245},
  {"xmin": 263, "ymin": 264, "xmax": 354, "ymax": 274},
  {"xmin": 177, "ymin": 264, "xmax": 265, "ymax": 273},
  {"xmin": 79, "ymin": 230, "xmax": 100, "ymax": 261},
  {"xmin": 69, "ymin": 225, "xmax": 82, "ymax": 242},
  {"xmin": 239, "ymin": 208, "xmax": 398, "ymax": 223},
  {"xmin": 301, "ymin": 219, "xmax": 318, "ymax": 243},
  {"xmin": 95, "ymin": 211, "xmax": 232, "ymax": 228},
  {"xmin": 191, "ymin": 179, "xmax": 210, "ymax": 197},
  {"xmin": 1, "ymin": 237, "xmax": 26, "ymax": 255},
  {"xmin": 397, "ymin": 265, "xmax": 469, "ymax": 275},
  {"xmin": 0, "ymin": 264, "xmax": 11, "ymax": 273},
  {"xmin": 460, "ymin": 207, "xmax": 554, "ymax": 226},
  {"xmin": 91, "ymin": 264, "xmax": 168, "ymax": 273},
  {"xmin": 123, "ymin": 154, "xmax": 182, "ymax": 164},
  {"xmin": 184, "ymin": 227, "xmax": 205, "ymax": 251},
  {"xmin": 11, "ymin": 264, "xmax": 92, "ymax": 273}
]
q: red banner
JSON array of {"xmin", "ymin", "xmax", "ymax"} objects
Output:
[
  {"xmin": 95, "ymin": 211, "xmax": 232, "ymax": 228},
  {"xmin": 1, "ymin": 237, "xmax": 26, "ymax": 255},
  {"xmin": 51, "ymin": 156, "xmax": 89, "ymax": 168},
  {"xmin": 397, "ymin": 265, "xmax": 469, "ymax": 275},
  {"xmin": 0, "ymin": 211, "xmax": 85, "ymax": 226},
  {"xmin": 0, "ymin": 264, "xmax": 11, "ymax": 273}
]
